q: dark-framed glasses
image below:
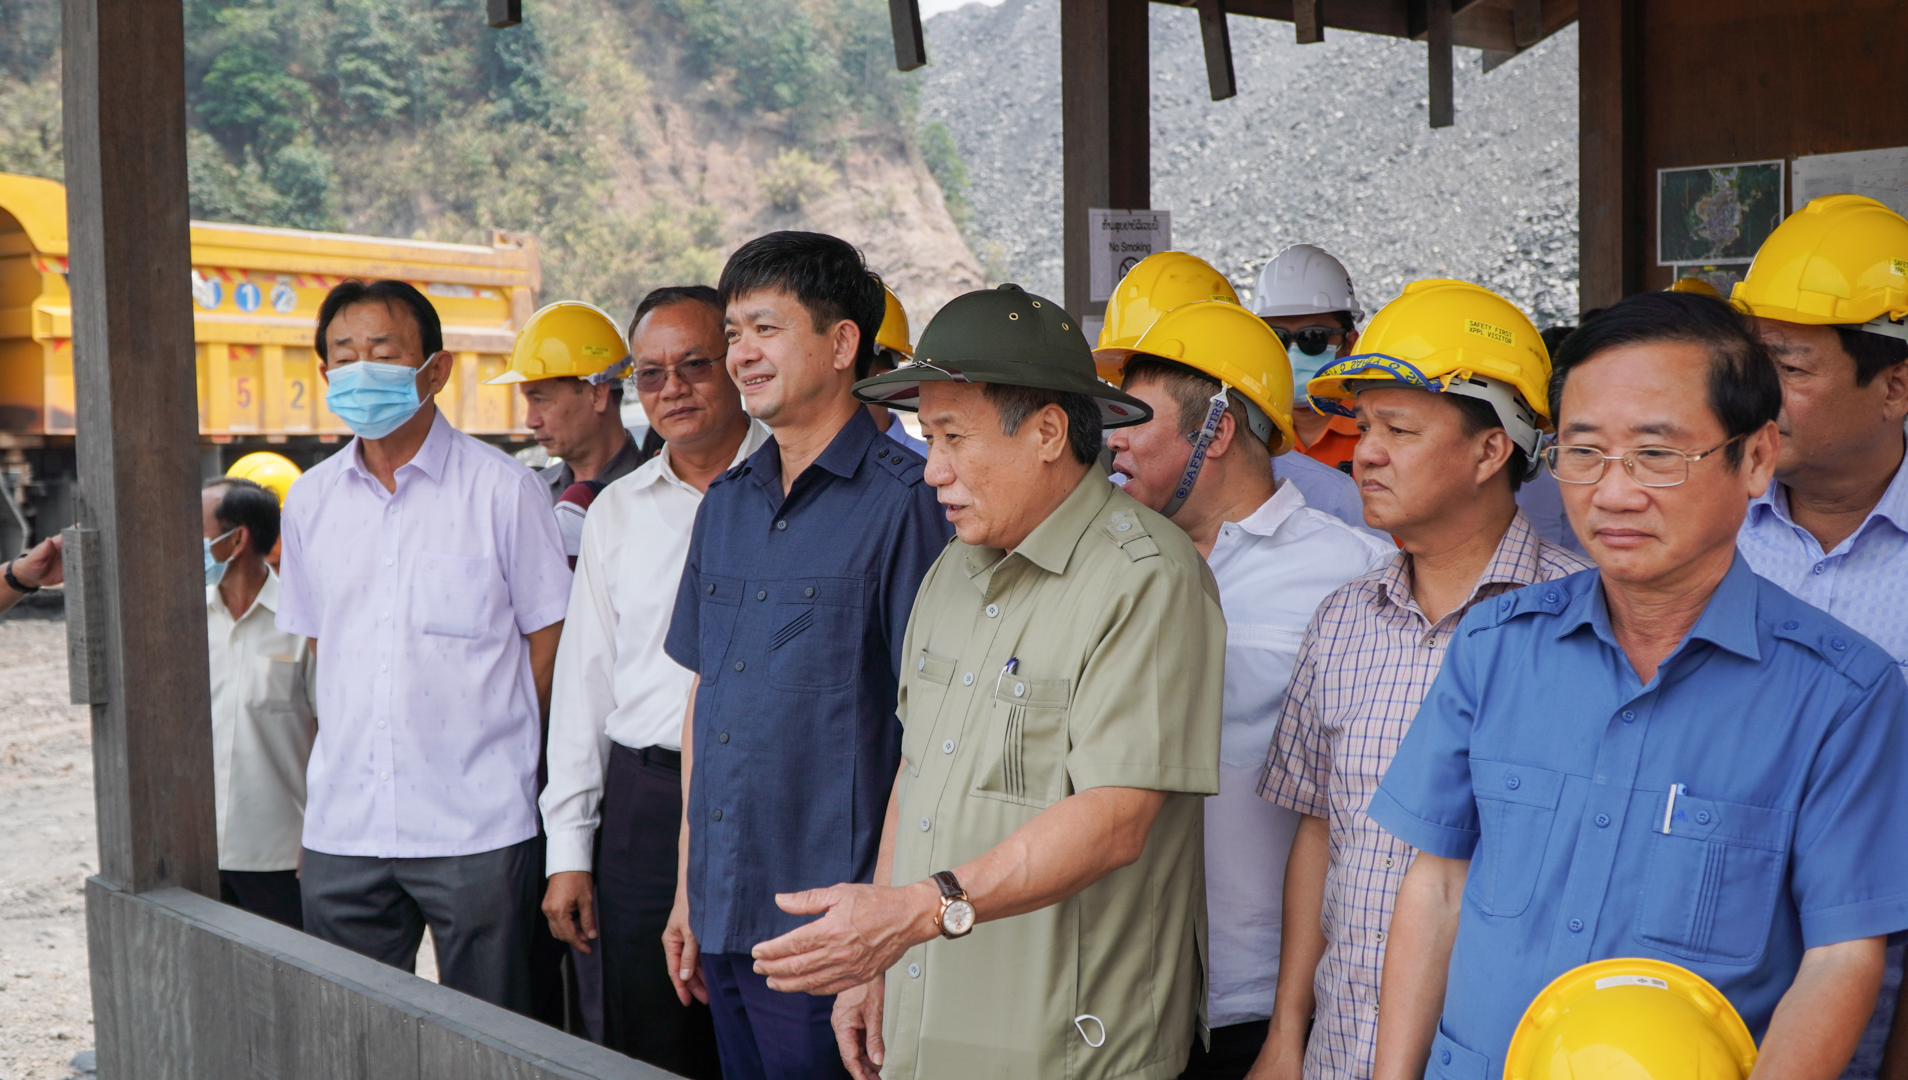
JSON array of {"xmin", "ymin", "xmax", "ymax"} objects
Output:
[
  {"xmin": 1270, "ymin": 326, "xmax": 1344, "ymax": 357},
  {"xmin": 1543, "ymin": 434, "xmax": 1745, "ymax": 488},
  {"xmin": 633, "ymin": 356, "xmax": 722, "ymax": 393}
]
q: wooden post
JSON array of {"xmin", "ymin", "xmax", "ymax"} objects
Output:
[
  {"xmin": 1061, "ymin": 0, "xmax": 1150, "ymax": 319},
  {"xmin": 488, "ymin": 0, "xmax": 522, "ymax": 28},
  {"xmin": 1426, "ymin": 0, "xmax": 1454, "ymax": 128},
  {"xmin": 62, "ymin": 0, "xmax": 218, "ymax": 898},
  {"xmin": 890, "ymin": 0, "xmax": 928, "ymax": 71},
  {"xmin": 1194, "ymin": 0, "xmax": 1237, "ymax": 101},
  {"xmin": 1294, "ymin": 0, "xmax": 1324, "ymax": 44},
  {"xmin": 1578, "ymin": 0, "xmax": 1642, "ymax": 309}
]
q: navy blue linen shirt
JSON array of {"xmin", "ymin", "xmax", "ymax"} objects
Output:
[
  {"xmin": 1371, "ymin": 554, "xmax": 1908, "ymax": 1079},
  {"xmin": 664, "ymin": 408, "xmax": 953, "ymax": 954}
]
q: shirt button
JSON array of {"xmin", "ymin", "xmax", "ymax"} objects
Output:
[
  {"xmin": 1505, "ymin": 775, "xmax": 1520, "ymax": 790},
  {"xmin": 919, "ymin": 817, "xmax": 931, "ymax": 832},
  {"xmin": 1422, "ymin": 634, "xmax": 1437, "ymax": 648},
  {"xmin": 985, "ymin": 604, "xmax": 999, "ymax": 618},
  {"xmin": 804, "ymin": 587, "xmax": 815, "ymax": 598},
  {"xmin": 718, "ymin": 732, "xmax": 730, "ymax": 744},
  {"xmin": 1621, "ymin": 709, "xmax": 1635, "ymax": 723},
  {"xmin": 1814, "ymin": 563, "xmax": 1826, "ymax": 574},
  {"xmin": 1116, "ymin": 522, "xmax": 1132, "ymax": 532},
  {"xmin": 1782, "ymin": 620, "xmax": 1799, "ymax": 630},
  {"xmin": 878, "ymin": 448, "xmax": 889, "ymax": 460},
  {"xmin": 756, "ymin": 590, "xmax": 767, "ymax": 601},
  {"xmin": 711, "ymin": 809, "xmax": 723, "ymax": 821},
  {"xmin": 942, "ymin": 739, "xmax": 955, "ymax": 754},
  {"xmin": 907, "ymin": 963, "xmax": 920, "ymax": 978},
  {"xmin": 733, "ymin": 660, "xmax": 746, "ymax": 672},
  {"xmin": 1595, "ymin": 813, "xmax": 1610, "ymax": 828},
  {"xmin": 1014, "ymin": 682, "xmax": 1025, "ymax": 697},
  {"xmin": 380, "ymin": 771, "xmax": 389, "ymax": 780},
  {"xmin": 962, "ymin": 672, "xmax": 975, "ymax": 686},
  {"xmin": 1831, "ymin": 638, "xmax": 1848, "ymax": 651},
  {"xmin": 1384, "ymin": 856, "xmax": 1394, "ymax": 869},
  {"xmin": 1441, "ymin": 1050, "xmax": 1452, "ymax": 1066},
  {"xmin": 707, "ymin": 583, "xmax": 716, "ymax": 594},
  {"xmin": 1697, "ymin": 810, "xmax": 1711, "ymax": 824},
  {"xmin": 384, "ymin": 558, "xmax": 394, "ymax": 567},
  {"xmin": 1374, "ymin": 931, "xmax": 1386, "ymax": 942},
  {"xmin": 917, "ymin": 657, "xmax": 926, "ymax": 671},
  {"xmin": 380, "ymin": 612, "xmax": 389, "ymax": 620},
  {"xmin": 1568, "ymin": 918, "xmax": 1583, "ymax": 933},
  {"xmin": 379, "ymin": 664, "xmax": 388, "ymax": 673},
  {"xmin": 1498, "ymin": 598, "xmax": 1511, "ymax": 611},
  {"xmin": 377, "ymin": 721, "xmax": 386, "ymax": 729},
  {"xmin": 775, "ymin": 520, "xmax": 788, "ymax": 531}
]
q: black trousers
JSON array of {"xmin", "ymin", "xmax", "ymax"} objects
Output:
[
  {"xmin": 1179, "ymin": 1020, "xmax": 1271, "ymax": 1080},
  {"xmin": 598, "ymin": 743, "xmax": 720, "ymax": 1078},
  {"xmin": 220, "ymin": 869, "xmax": 303, "ymax": 930}
]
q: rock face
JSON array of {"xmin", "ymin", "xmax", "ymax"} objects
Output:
[{"xmin": 919, "ymin": 0, "xmax": 1581, "ymax": 328}]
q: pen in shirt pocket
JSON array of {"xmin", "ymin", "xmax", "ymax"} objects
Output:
[
  {"xmin": 993, "ymin": 657, "xmax": 1019, "ymax": 703},
  {"xmin": 1660, "ymin": 783, "xmax": 1686, "ymax": 835}
]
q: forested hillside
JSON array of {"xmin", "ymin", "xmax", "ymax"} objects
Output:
[{"xmin": 0, "ymin": 0, "xmax": 984, "ymax": 317}]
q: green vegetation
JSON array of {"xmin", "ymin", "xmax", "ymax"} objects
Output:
[{"xmin": 919, "ymin": 119, "xmax": 970, "ymax": 230}]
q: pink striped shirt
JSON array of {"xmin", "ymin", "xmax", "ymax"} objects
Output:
[{"xmin": 1259, "ymin": 512, "xmax": 1589, "ymax": 1080}]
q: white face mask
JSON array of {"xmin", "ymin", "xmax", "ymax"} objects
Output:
[
  {"xmin": 1291, "ymin": 345, "xmax": 1338, "ymax": 399},
  {"xmin": 204, "ymin": 529, "xmax": 238, "ymax": 586}
]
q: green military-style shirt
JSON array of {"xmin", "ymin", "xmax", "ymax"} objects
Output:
[{"xmin": 883, "ymin": 469, "xmax": 1226, "ymax": 1080}]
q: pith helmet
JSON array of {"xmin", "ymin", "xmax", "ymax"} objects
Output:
[
  {"xmin": 226, "ymin": 452, "xmax": 302, "ymax": 505},
  {"xmin": 1504, "ymin": 958, "xmax": 1757, "ymax": 1080},
  {"xmin": 1732, "ymin": 194, "xmax": 1908, "ymax": 336},
  {"xmin": 486, "ymin": 301, "xmax": 631, "ymax": 385},
  {"xmin": 854, "ymin": 284, "xmax": 1152, "ymax": 428},
  {"xmin": 1121, "ymin": 300, "xmax": 1297, "ymax": 455},
  {"xmin": 1095, "ymin": 251, "xmax": 1239, "ymax": 384}
]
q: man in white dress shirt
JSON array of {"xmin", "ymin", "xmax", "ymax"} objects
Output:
[
  {"xmin": 540, "ymin": 285, "xmax": 761, "ymax": 1077},
  {"xmin": 278, "ymin": 279, "xmax": 572, "ymax": 1015},
  {"xmin": 204, "ymin": 475, "xmax": 316, "ymax": 930},
  {"xmin": 1102, "ymin": 303, "xmax": 1391, "ymax": 1080}
]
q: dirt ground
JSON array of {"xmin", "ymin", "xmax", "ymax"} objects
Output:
[{"xmin": 0, "ymin": 618, "xmax": 96, "ymax": 1079}]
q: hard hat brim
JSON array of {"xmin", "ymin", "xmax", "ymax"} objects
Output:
[
  {"xmin": 853, "ymin": 360, "xmax": 1154, "ymax": 428},
  {"xmin": 1253, "ymin": 300, "xmax": 1365, "ymax": 321},
  {"xmin": 484, "ymin": 369, "xmax": 531, "ymax": 386}
]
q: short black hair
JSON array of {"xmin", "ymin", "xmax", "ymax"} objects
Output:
[
  {"xmin": 1122, "ymin": 355, "xmax": 1271, "ymax": 460},
  {"xmin": 204, "ymin": 477, "xmax": 279, "ymax": 555},
  {"xmin": 314, "ymin": 279, "xmax": 443, "ymax": 363},
  {"xmin": 1549, "ymin": 291, "xmax": 1780, "ymax": 468},
  {"xmin": 1445, "ymin": 394, "xmax": 1528, "ymax": 493},
  {"xmin": 981, "ymin": 384, "xmax": 1102, "ymax": 466},
  {"xmin": 1833, "ymin": 326, "xmax": 1908, "ymax": 388},
  {"xmin": 630, "ymin": 285, "xmax": 723, "ymax": 337},
  {"xmin": 717, "ymin": 232, "xmax": 886, "ymax": 379}
]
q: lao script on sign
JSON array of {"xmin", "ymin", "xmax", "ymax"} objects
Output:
[{"xmin": 1088, "ymin": 209, "xmax": 1171, "ymax": 303}]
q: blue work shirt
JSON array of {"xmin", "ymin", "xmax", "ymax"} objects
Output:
[
  {"xmin": 664, "ymin": 408, "xmax": 953, "ymax": 954},
  {"xmin": 1370, "ymin": 554, "xmax": 1908, "ymax": 1078}
]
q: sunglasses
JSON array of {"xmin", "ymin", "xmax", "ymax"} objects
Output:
[
  {"xmin": 633, "ymin": 357, "xmax": 721, "ymax": 393},
  {"xmin": 1270, "ymin": 326, "xmax": 1344, "ymax": 357}
]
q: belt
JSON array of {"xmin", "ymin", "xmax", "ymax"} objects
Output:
[{"xmin": 618, "ymin": 743, "xmax": 682, "ymax": 771}]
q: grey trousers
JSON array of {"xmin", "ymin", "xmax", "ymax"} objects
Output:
[{"xmin": 301, "ymin": 837, "xmax": 541, "ymax": 1016}]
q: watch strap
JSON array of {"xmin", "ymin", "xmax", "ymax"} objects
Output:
[
  {"xmin": 932, "ymin": 870, "xmax": 965, "ymax": 899},
  {"xmin": 4, "ymin": 560, "xmax": 37, "ymax": 594}
]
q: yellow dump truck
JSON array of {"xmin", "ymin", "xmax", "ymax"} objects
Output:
[{"xmin": 0, "ymin": 171, "xmax": 540, "ymax": 550}]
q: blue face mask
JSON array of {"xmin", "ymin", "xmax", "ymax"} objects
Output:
[
  {"xmin": 204, "ymin": 529, "xmax": 237, "ymax": 587},
  {"xmin": 325, "ymin": 356, "xmax": 433, "ymax": 440},
  {"xmin": 1291, "ymin": 345, "xmax": 1338, "ymax": 401}
]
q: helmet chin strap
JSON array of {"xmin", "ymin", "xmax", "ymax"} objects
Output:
[{"xmin": 1161, "ymin": 384, "xmax": 1231, "ymax": 518}]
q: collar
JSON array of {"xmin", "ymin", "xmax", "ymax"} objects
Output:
[
  {"xmin": 1749, "ymin": 445, "xmax": 1908, "ymax": 544},
  {"xmin": 1232, "ymin": 477, "xmax": 1309, "ymax": 539},
  {"xmin": 1296, "ymin": 412, "xmax": 1360, "ymax": 453},
  {"xmin": 964, "ymin": 468, "xmax": 1115, "ymax": 584},
  {"xmin": 1560, "ymin": 552, "xmax": 1763, "ymax": 664},
  {"xmin": 751, "ymin": 407, "xmax": 881, "ymax": 490},
  {"xmin": 1373, "ymin": 511, "xmax": 1549, "ymax": 617},
  {"xmin": 207, "ymin": 565, "xmax": 279, "ymax": 622},
  {"xmin": 344, "ymin": 405, "xmax": 453, "ymax": 485},
  {"xmin": 641, "ymin": 419, "xmax": 771, "ymax": 491}
]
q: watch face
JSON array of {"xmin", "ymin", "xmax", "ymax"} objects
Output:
[{"xmin": 943, "ymin": 898, "xmax": 976, "ymax": 936}]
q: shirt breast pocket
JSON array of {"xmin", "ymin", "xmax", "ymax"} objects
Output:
[
  {"xmin": 767, "ymin": 577, "xmax": 868, "ymax": 694},
  {"xmin": 970, "ymin": 674, "xmax": 1072, "ymax": 808},
  {"xmin": 900, "ymin": 649, "xmax": 955, "ymax": 774},
  {"xmin": 696, "ymin": 575, "xmax": 744, "ymax": 685},
  {"xmin": 412, "ymin": 552, "xmax": 491, "ymax": 639},
  {"xmin": 1468, "ymin": 758, "xmax": 1564, "ymax": 918},
  {"xmin": 1634, "ymin": 793, "xmax": 1793, "ymax": 965},
  {"xmin": 247, "ymin": 655, "xmax": 305, "ymax": 714}
]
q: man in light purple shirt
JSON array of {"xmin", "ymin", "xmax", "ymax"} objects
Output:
[{"xmin": 277, "ymin": 279, "xmax": 572, "ymax": 1015}]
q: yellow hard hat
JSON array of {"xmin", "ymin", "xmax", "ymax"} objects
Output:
[
  {"xmin": 226, "ymin": 452, "xmax": 302, "ymax": 506},
  {"xmin": 1732, "ymin": 194, "xmax": 1908, "ymax": 329},
  {"xmin": 1095, "ymin": 251, "xmax": 1240, "ymax": 383},
  {"xmin": 1668, "ymin": 276, "xmax": 1721, "ymax": 298},
  {"xmin": 1504, "ymin": 958, "xmax": 1757, "ymax": 1080},
  {"xmin": 1120, "ymin": 300, "xmax": 1296, "ymax": 455},
  {"xmin": 1304, "ymin": 278, "xmax": 1551, "ymax": 458},
  {"xmin": 877, "ymin": 284, "xmax": 913, "ymax": 360},
  {"xmin": 486, "ymin": 301, "xmax": 631, "ymax": 385}
]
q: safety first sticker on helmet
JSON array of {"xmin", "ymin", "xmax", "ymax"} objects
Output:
[
  {"xmin": 582, "ymin": 345, "xmax": 613, "ymax": 357},
  {"xmin": 1892, "ymin": 258, "xmax": 1908, "ymax": 278},
  {"xmin": 1594, "ymin": 975, "xmax": 1670, "ymax": 991},
  {"xmin": 1466, "ymin": 319, "xmax": 1514, "ymax": 345}
]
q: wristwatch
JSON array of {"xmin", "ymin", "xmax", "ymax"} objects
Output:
[
  {"xmin": 3, "ymin": 559, "xmax": 37, "ymax": 595},
  {"xmin": 931, "ymin": 871, "xmax": 975, "ymax": 939}
]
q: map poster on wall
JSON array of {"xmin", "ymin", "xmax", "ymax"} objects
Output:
[
  {"xmin": 1791, "ymin": 147, "xmax": 1908, "ymax": 217},
  {"xmin": 1088, "ymin": 209, "xmax": 1171, "ymax": 303},
  {"xmin": 1657, "ymin": 161, "xmax": 1785, "ymax": 267}
]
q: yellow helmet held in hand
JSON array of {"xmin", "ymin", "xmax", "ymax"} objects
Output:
[
  {"xmin": 1095, "ymin": 251, "xmax": 1240, "ymax": 383},
  {"xmin": 876, "ymin": 283, "xmax": 913, "ymax": 362},
  {"xmin": 1504, "ymin": 958, "xmax": 1757, "ymax": 1080},
  {"xmin": 485, "ymin": 301, "xmax": 631, "ymax": 385},
  {"xmin": 1732, "ymin": 194, "xmax": 1908, "ymax": 337},
  {"xmin": 1122, "ymin": 300, "xmax": 1297, "ymax": 456},
  {"xmin": 226, "ymin": 452, "xmax": 302, "ymax": 505},
  {"xmin": 1304, "ymin": 278, "xmax": 1551, "ymax": 459}
]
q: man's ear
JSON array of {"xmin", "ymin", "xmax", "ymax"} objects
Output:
[
  {"xmin": 832, "ymin": 320, "xmax": 861, "ymax": 374},
  {"xmin": 419, "ymin": 351, "xmax": 454, "ymax": 398},
  {"xmin": 1206, "ymin": 409, "xmax": 1240, "ymax": 460},
  {"xmin": 1743, "ymin": 419, "xmax": 1781, "ymax": 499},
  {"xmin": 1036, "ymin": 403, "xmax": 1071, "ymax": 464},
  {"xmin": 1880, "ymin": 360, "xmax": 1908, "ymax": 424},
  {"xmin": 1473, "ymin": 427, "xmax": 1514, "ymax": 488}
]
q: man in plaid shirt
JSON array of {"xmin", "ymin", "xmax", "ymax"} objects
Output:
[{"xmin": 1251, "ymin": 281, "xmax": 1589, "ymax": 1080}]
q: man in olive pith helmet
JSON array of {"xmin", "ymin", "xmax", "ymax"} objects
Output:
[{"xmin": 751, "ymin": 284, "xmax": 1228, "ymax": 1080}]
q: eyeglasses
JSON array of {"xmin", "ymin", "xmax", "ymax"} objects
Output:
[
  {"xmin": 1543, "ymin": 434, "xmax": 1745, "ymax": 488},
  {"xmin": 633, "ymin": 357, "xmax": 721, "ymax": 393},
  {"xmin": 1270, "ymin": 326, "xmax": 1344, "ymax": 357}
]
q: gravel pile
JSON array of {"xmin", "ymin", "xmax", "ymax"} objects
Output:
[{"xmin": 920, "ymin": 0, "xmax": 1581, "ymax": 327}]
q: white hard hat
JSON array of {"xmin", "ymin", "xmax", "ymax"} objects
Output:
[{"xmin": 1251, "ymin": 244, "xmax": 1364, "ymax": 321}]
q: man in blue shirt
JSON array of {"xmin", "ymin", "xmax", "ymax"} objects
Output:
[
  {"xmin": 662, "ymin": 232, "xmax": 953, "ymax": 1080},
  {"xmin": 1370, "ymin": 292, "xmax": 1908, "ymax": 1080},
  {"xmin": 1732, "ymin": 195, "xmax": 1908, "ymax": 1078}
]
